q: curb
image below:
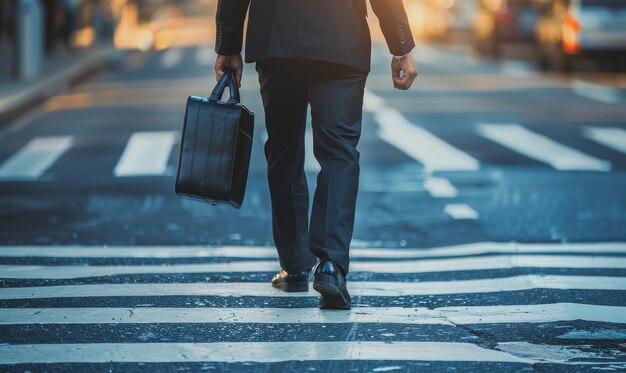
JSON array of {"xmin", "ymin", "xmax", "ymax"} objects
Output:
[{"xmin": 0, "ymin": 47, "xmax": 124, "ymax": 126}]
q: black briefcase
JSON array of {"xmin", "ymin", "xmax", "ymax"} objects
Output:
[{"xmin": 175, "ymin": 70, "xmax": 254, "ymax": 208}]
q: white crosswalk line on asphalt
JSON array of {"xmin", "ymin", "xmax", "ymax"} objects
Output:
[
  {"xmin": 572, "ymin": 79, "xmax": 621, "ymax": 104},
  {"xmin": 160, "ymin": 47, "xmax": 184, "ymax": 69},
  {"xmin": 444, "ymin": 203, "xmax": 479, "ymax": 220},
  {"xmin": 1, "ymin": 255, "xmax": 625, "ymax": 279},
  {"xmin": 372, "ymin": 107, "xmax": 480, "ymax": 172},
  {"xmin": 113, "ymin": 131, "xmax": 177, "ymax": 177},
  {"xmin": 478, "ymin": 124, "xmax": 611, "ymax": 171},
  {"xmin": 0, "ymin": 341, "xmax": 533, "ymax": 364},
  {"xmin": 195, "ymin": 45, "xmax": 215, "ymax": 66},
  {"xmin": 1, "ymin": 242, "xmax": 624, "ymax": 258},
  {"xmin": 2, "ymin": 303, "xmax": 624, "ymax": 325},
  {"xmin": 424, "ymin": 177, "xmax": 458, "ymax": 198},
  {"xmin": 1, "ymin": 275, "xmax": 623, "ymax": 299},
  {"xmin": 305, "ymin": 127, "xmax": 321, "ymax": 172},
  {"xmin": 260, "ymin": 128, "xmax": 320, "ymax": 173},
  {"xmin": 0, "ymin": 136, "xmax": 73, "ymax": 180},
  {"xmin": 583, "ymin": 126, "xmax": 626, "ymax": 154}
]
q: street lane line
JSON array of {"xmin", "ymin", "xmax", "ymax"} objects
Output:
[
  {"xmin": 572, "ymin": 79, "xmax": 621, "ymax": 104},
  {"xmin": 113, "ymin": 131, "xmax": 177, "ymax": 177},
  {"xmin": 305, "ymin": 127, "xmax": 321, "ymax": 173},
  {"xmin": 0, "ymin": 342, "xmax": 532, "ymax": 364},
  {"xmin": 1, "ymin": 242, "xmax": 624, "ymax": 258},
  {"xmin": 424, "ymin": 177, "xmax": 458, "ymax": 198},
  {"xmin": 444, "ymin": 204, "xmax": 479, "ymax": 220},
  {"xmin": 1, "ymin": 303, "xmax": 624, "ymax": 325},
  {"xmin": 374, "ymin": 108, "xmax": 480, "ymax": 171},
  {"xmin": 260, "ymin": 128, "xmax": 320, "ymax": 173},
  {"xmin": 195, "ymin": 45, "xmax": 215, "ymax": 66},
  {"xmin": 0, "ymin": 136, "xmax": 73, "ymax": 180},
  {"xmin": 583, "ymin": 126, "xmax": 626, "ymax": 154},
  {"xmin": 1, "ymin": 275, "xmax": 623, "ymax": 299},
  {"xmin": 1, "ymin": 255, "xmax": 624, "ymax": 279},
  {"xmin": 477, "ymin": 124, "xmax": 611, "ymax": 171},
  {"xmin": 364, "ymin": 89, "xmax": 480, "ymax": 172},
  {"xmin": 160, "ymin": 47, "xmax": 184, "ymax": 69}
]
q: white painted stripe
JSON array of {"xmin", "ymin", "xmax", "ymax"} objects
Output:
[
  {"xmin": 194, "ymin": 45, "xmax": 215, "ymax": 66},
  {"xmin": 424, "ymin": 177, "xmax": 457, "ymax": 198},
  {"xmin": 363, "ymin": 89, "xmax": 386, "ymax": 112},
  {"xmin": 1, "ymin": 275, "xmax": 623, "ymax": 300},
  {"xmin": 1, "ymin": 242, "xmax": 623, "ymax": 259},
  {"xmin": 583, "ymin": 126, "xmax": 626, "ymax": 154},
  {"xmin": 1, "ymin": 255, "xmax": 624, "ymax": 279},
  {"xmin": 260, "ymin": 128, "xmax": 320, "ymax": 173},
  {"xmin": 0, "ymin": 342, "xmax": 532, "ymax": 364},
  {"xmin": 0, "ymin": 136, "xmax": 73, "ymax": 180},
  {"xmin": 1, "ymin": 303, "xmax": 624, "ymax": 325},
  {"xmin": 478, "ymin": 124, "xmax": 611, "ymax": 171},
  {"xmin": 572, "ymin": 79, "xmax": 621, "ymax": 104},
  {"xmin": 305, "ymin": 128, "xmax": 321, "ymax": 173},
  {"xmin": 500, "ymin": 61, "xmax": 534, "ymax": 77},
  {"xmin": 160, "ymin": 47, "xmax": 184, "ymax": 69},
  {"xmin": 113, "ymin": 131, "xmax": 177, "ymax": 177},
  {"xmin": 496, "ymin": 341, "xmax": 619, "ymax": 364},
  {"xmin": 444, "ymin": 204, "xmax": 479, "ymax": 220},
  {"xmin": 0, "ymin": 306, "xmax": 448, "ymax": 325},
  {"xmin": 372, "ymin": 106, "xmax": 480, "ymax": 171}
]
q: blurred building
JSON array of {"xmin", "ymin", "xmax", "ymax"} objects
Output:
[{"xmin": 0, "ymin": 0, "xmax": 129, "ymax": 81}]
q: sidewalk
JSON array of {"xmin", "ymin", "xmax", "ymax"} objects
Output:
[{"xmin": 0, "ymin": 44, "xmax": 124, "ymax": 125}]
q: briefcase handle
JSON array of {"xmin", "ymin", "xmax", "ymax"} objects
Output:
[{"xmin": 209, "ymin": 69, "xmax": 240, "ymax": 104}]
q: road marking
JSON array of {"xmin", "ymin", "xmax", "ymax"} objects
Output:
[
  {"xmin": 477, "ymin": 124, "xmax": 611, "ymax": 171},
  {"xmin": 1, "ymin": 242, "xmax": 624, "ymax": 259},
  {"xmin": 160, "ymin": 47, "xmax": 184, "ymax": 69},
  {"xmin": 1, "ymin": 275, "xmax": 623, "ymax": 299},
  {"xmin": 374, "ymin": 108, "xmax": 480, "ymax": 171},
  {"xmin": 424, "ymin": 177, "xmax": 458, "ymax": 198},
  {"xmin": 500, "ymin": 61, "xmax": 534, "ymax": 77},
  {"xmin": 1, "ymin": 255, "xmax": 624, "ymax": 279},
  {"xmin": 0, "ymin": 341, "xmax": 532, "ymax": 364},
  {"xmin": 195, "ymin": 45, "xmax": 214, "ymax": 66},
  {"xmin": 1, "ymin": 303, "xmax": 623, "ymax": 326},
  {"xmin": 572, "ymin": 79, "xmax": 621, "ymax": 104},
  {"xmin": 0, "ymin": 136, "xmax": 73, "ymax": 180},
  {"xmin": 305, "ymin": 127, "xmax": 321, "ymax": 173},
  {"xmin": 114, "ymin": 131, "xmax": 177, "ymax": 177},
  {"xmin": 583, "ymin": 126, "xmax": 626, "ymax": 154},
  {"xmin": 260, "ymin": 128, "xmax": 320, "ymax": 173},
  {"xmin": 444, "ymin": 204, "xmax": 479, "ymax": 220},
  {"xmin": 496, "ymin": 342, "xmax": 620, "ymax": 364}
]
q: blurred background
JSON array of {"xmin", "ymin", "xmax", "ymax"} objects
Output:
[
  {"xmin": 0, "ymin": 0, "xmax": 625, "ymax": 245},
  {"xmin": 2, "ymin": 0, "xmax": 626, "ymax": 83}
]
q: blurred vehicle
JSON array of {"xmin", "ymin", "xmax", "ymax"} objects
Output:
[
  {"xmin": 473, "ymin": 0, "xmax": 542, "ymax": 58},
  {"xmin": 404, "ymin": 0, "xmax": 454, "ymax": 42},
  {"xmin": 535, "ymin": 0, "xmax": 626, "ymax": 71}
]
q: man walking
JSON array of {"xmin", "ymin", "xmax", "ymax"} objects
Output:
[{"xmin": 214, "ymin": 0, "xmax": 418, "ymax": 310}]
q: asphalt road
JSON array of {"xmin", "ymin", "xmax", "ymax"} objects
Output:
[{"xmin": 0, "ymin": 40, "xmax": 625, "ymax": 371}]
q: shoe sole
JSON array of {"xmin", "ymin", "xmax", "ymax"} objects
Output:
[
  {"xmin": 272, "ymin": 281, "xmax": 309, "ymax": 292},
  {"xmin": 313, "ymin": 273, "xmax": 351, "ymax": 310}
]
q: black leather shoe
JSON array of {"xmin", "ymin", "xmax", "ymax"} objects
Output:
[
  {"xmin": 271, "ymin": 268, "xmax": 311, "ymax": 292},
  {"xmin": 312, "ymin": 258, "xmax": 351, "ymax": 310}
]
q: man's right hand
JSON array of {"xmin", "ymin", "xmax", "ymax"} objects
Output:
[
  {"xmin": 391, "ymin": 53, "xmax": 418, "ymax": 90},
  {"xmin": 214, "ymin": 53, "xmax": 243, "ymax": 88}
]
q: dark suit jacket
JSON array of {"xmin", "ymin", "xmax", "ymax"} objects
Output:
[{"xmin": 215, "ymin": 0, "xmax": 415, "ymax": 72}]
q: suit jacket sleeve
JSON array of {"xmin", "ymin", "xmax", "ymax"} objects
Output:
[
  {"xmin": 369, "ymin": 0, "xmax": 415, "ymax": 56},
  {"xmin": 215, "ymin": 0, "xmax": 250, "ymax": 55}
]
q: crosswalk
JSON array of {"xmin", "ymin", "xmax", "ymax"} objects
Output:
[
  {"xmin": 1, "ymin": 242, "xmax": 625, "ymax": 367},
  {"xmin": 0, "ymin": 123, "xmax": 624, "ymax": 181}
]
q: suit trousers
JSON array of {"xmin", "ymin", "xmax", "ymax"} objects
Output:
[{"xmin": 255, "ymin": 58, "xmax": 368, "ymax": 278}]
